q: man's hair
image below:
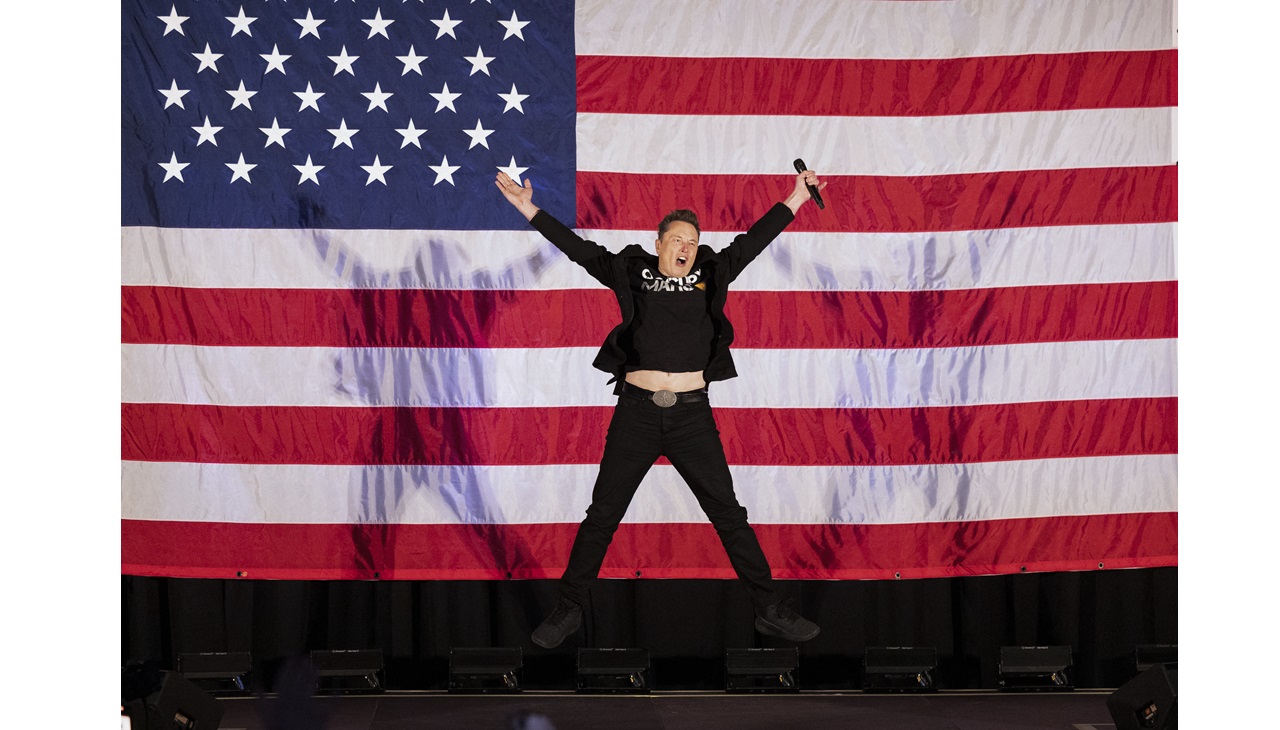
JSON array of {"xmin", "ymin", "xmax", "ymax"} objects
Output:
[{"xmin": 657, "ymin": 209, "xmax": 700, "ymax": 239}]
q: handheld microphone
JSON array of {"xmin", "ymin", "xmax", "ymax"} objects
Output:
[{"xmin": 793, "ymin": 158, "xmax": 824, "ymax": 209}]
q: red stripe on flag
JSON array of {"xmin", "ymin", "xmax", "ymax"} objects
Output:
[
  {"xmin": 578, "ymin": 51, "xmax": 1177, "ymax": 116},
  {"xmin": 121, "ymin": 512, "xmax": 1178, "ymax": 580},
  {"xmin": 576, "ymin": 167, "xmax": 1177, "ymax": 233},
  {"xmin": 729, "ymin": 282, "xmax": 1177, "ymax": 349},
  {"xmin": 121, "ymin": 287, "xmax": 613, "ymax": 348},
  {"xmin": 122, "ymin": 398, "xmax": 1177, "ymax": 466},
  {"xmin": 121, "ymin": 282, "xmax": 1176, "ymax": 348}
]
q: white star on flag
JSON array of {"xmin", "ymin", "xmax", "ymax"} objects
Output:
[
  {"xmin": 294, "ymin": 155, "xmax": 324, "ymax": 186},
  {"xmin": 192, "ymin": 117, "xmax": 223, "ymax": 146},
  {"xmin": 464, "ymin": 46, "xmax": 495, "ymax": 76},
  {"xmin": 295, "ymin": 82, "xmax": 324, "ymax": 112},
  {"xmin": 362, "ymin": 156, "xmax": 393, "ymax": 186},
  {"xmin": 227, "ymin": 81, "xmax": 257, "ymax": 111},
  {"xmin": 429, "ymin": 155, "xmax": 461, "ymax": 186},
  {"xmin": 261, "ymin": 45, "xmax": 290, "ymax": 75},
  {"xmin": 193, "ymin": 44, "xmax": 223, "ymax": 74},
  {"xmin": 330, "ymin": 46, "xmax": 359, "ymax": 76},
  {"xmin": 226, "ymin": 6, "xmax": 257, "ymax": 38},
  {"xmin": 158, "ymin": 80, "xmax": 190, "ymax": 109},
  {"xmin": 295, "ymin": 10, "xmax": 324, "ymax": 39},
  {"xmin": 158, "ymin": 152, "xmax": 189, "ymax": 182},
  {"xmin": 498, "ymin": 84, "xmax": 528, "ymax": 113},
  {"xmin": 328, "ymin": 119, "xmax": 359, "ymax": 149},
  {"xmin": 260, "ymin": 118, "xmax": 291, "ymax": 148},
  {"xmin": 226, "ymin": 153, "xmax": 256, "ymax": 184},
  {"xmin": 396, "ymin": 119, "xmax": 427, "ymax": 149},
  {"xmin": 158, "ymin": 6, "xmax": 188, "ymax": 36},
  {"xmin": 463, "ymin": 119, "xmax": 494, "ymax": 149},
  {"xmin": 397, "ymin": 45, "xmax": 427, "ymax": 75},
  {"xmin": 497, "ymin": 156, "xmax": 529, "ymax": 185},
  {"xmin": 432, "ymin": 9, "xmax": 462, "ymax": 39},
  {"xmin": 363, "ymin": 9, "xmax": 395, "ymax": 39},
  {"xmin": 362, "ymin": 83, "xmax": 393, "ymax": 113},
  {"xmin": 499, "ymin": 11, "xmax": 530, "ymax": 41},
  {"xmin": 431, "ymin": 83, "xmax": 461, "ymax": 112}
]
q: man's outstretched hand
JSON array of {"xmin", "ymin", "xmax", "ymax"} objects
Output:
[
  {"xmin": 784, "ymin": 169, "xmax": 826, "ymax": 214},
  {"xmin": 496, "ymin": 171, "xmax": 540, "ymax": 221}
]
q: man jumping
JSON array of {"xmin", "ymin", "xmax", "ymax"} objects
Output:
[{"xmin": 495, "ymin": 168, "xmax": 826, "ymax": 649}]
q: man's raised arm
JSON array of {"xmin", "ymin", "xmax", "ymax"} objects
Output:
[
  {"xmin": 495, "ymin": 171, "xmax": 541, "ymax": 221},
  {"xmin": 783, "ymin": 168, "xmax": 825, "ymax": 215},
  {"xmin": 494, "ymin": 172, "xmax": 618, "ymax": 287}
]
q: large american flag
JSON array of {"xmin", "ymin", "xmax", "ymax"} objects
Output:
[{"xmin": 121, "ymin": 0, "xmax": 1177, "ymax": 580}]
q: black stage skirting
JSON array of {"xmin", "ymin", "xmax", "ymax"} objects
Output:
[
  {"xmin": 122, "ymin": 567, "xmax": 1176, "ymax": 692},
  {"xmin": 211, "ymin": 691, "xmax": 1125, "ymax": 730}
]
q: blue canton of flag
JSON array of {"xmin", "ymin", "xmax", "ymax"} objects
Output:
[{"xmin": 122, "ymin": 0, "xmax": 576, "ymax": 230}]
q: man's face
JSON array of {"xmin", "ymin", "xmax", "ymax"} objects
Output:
[{"xmin": 655, "ymin": 221, "xmax": 699, "ymax": 278}]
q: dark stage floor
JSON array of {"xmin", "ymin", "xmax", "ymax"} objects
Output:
[{"xmin": 213, "ymin": 690, "xmax": 1123, "ymax": 729}]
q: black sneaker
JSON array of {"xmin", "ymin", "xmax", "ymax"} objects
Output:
[
  {"xmin": 531, "ymin": 597, "xmax": 583, "ymax": 649},
  {"xmin": 755, "ymin": 599, "xmax": 820, "ymax": 642}
]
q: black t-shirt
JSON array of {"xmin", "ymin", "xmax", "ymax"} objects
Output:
[{"xmin": 621, "ymin": 262, "xmax": 714, "ymax": 373}]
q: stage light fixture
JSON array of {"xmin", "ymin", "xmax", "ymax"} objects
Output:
[
  {"xmin": 309, "ymin": 649, "xmax": 385, "ymax": 693},
  {"xmin": 575, "ymin": 648, "xmax": 650, "ymax": 693},
  {"xmin": 997, "ymin": 645, "xmax": 1074, "ymax": 691},
  {"xmin": 861, "ymin": 646, "xmax": 938, "ymax": 693},
  {"xmin": 177, "ymin": 652, "xmax": 253, "ymax": 694},
  {"xmin": 1135, "ymin": 644, "xmax": 1178, "ymax": 675},
  {"xmin": 724, "ymin": 647, "xmax": 799, "ymax": 693},
  {"xmin": 448, "ymin": 648, "xmax": 523, "ymax": 693}
]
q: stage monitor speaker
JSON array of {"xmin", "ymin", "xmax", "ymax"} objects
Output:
[
  {"xmin": 862, "ymin": 646, "xmax": 938, "ymax": 693},
  {"xmin": 448, "ymin": 648, "xmax": 523, "ymax": 693},
  {"xmin": 122, "ymin": 670, "xmax": 224, "ymax": 730},
  {"xmin": 1108, "ymin": 662, "xmax": 1178, "ymax": 729},
  {"xmin": 576, "ymin": 648, "xmax": 650, "ymax": 693},
  {"xmin": 309, "ymin": 649, "xmax": 384, "ymax": 693},
  {"xmin": 997, "ymin": 645, "xmax": 1074, "ymax": 691},
  {"xmin": 177, "ymin": 652, "xmax": 252, "ymax": 693},
  {"xmin": 725, "ymin": 647, "xmax": 799, "ymax": 693}
]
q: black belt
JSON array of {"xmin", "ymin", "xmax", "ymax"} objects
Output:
[{"xmin": 620, "ymin": 381, "xmax": 709, "ymax": 408}]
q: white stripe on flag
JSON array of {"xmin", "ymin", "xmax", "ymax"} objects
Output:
[
  {"xmin": 577, "ymin": 109, "xmax": 1177, "ymax": 176},
  {"xmin": 575, "ymin": 0, "xmax": 1177, "ymax": 58},
  {"xmin": 122, "ymin": 455, "xmax": 1178, "ymax": 525},
  {"xmin": 121, "ymin": 339, "xmax": 1178, "ymax": 409},
  {"xmin": 122, "ymin": 223, "xmax": 1177, "ymax": 292}
]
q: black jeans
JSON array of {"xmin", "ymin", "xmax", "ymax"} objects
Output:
[{"xmin": 557, "ymin": 391, "xmax": 780, "ymax": 613}]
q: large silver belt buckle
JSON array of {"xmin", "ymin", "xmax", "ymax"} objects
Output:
[{"xmin": 651, "ymin": 389, "xmax": 678, "ymax": 408}]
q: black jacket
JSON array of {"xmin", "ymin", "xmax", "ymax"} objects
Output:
[{"xmin": 529, "ymin": 203, "xmax": 796, "ymax": 388}]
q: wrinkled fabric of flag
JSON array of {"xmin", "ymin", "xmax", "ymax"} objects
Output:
[{"xmin": 122, "ymin": 0, "xmax": 1178, "ymax": 580}]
